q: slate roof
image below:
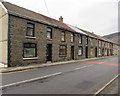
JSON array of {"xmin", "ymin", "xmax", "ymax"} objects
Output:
[
  {"xmin": 1, "ymin": 1, "xmax": 75, "ymax": 32},
  {"xmin": 1, "ymin": 1, "xmax": 117, "ymax": 44},
  {"xmin": 67, "ymin": 24, "xmax": 87, "ymax": 35}
]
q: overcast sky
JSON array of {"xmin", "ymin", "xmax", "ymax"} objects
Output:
[{"xmin": 4, "ymin": 0, "xmax": 119, "ymax": 36}]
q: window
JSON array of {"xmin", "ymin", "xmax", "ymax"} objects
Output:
[
  {"xmin": 104, "ymin": 42, "xmax": 106, "ymax": 47},
  {"xmin": 86, "ymin": 37, "xmax": 88, "ymax": 45},
  {"xmin": 105, "ymin": 42, "xmax": 107, "ymax": 47},
  {"xmin": 105, "ymin": 48, "xmax": 107, "ymax": 55},
  {"xmin": 26, "ymin": 23, "xmax": 35, "ymax": 37},
  {"xmin": 23, "ymin": 43, "xmax": 37, "ymax": 58},
  {"xmin": 59, "ymin": 45, "xmax": 67, "ymax": 56},
  {"xmin": 99, "ymin": 41, "xmax": 102, "ymax": 47},
  {"xmin": 108, "ymin": 43, "xmax": 110, "ymax": 48},
  {"xmin": 78, "ymin": 46, "xmax": 83, "ymax": 56},
  {"xmin": 79, "ymin": 35, "xmax": 82, "ymax": 44},
  {"xmin": 90, "ymin": 47, "xmax": 94, "ymax": 55},
  {"xmin": 61, "ymin": 32, "xmax": 66, "ymax": 42},
  {"xmin": 99, "ymin": 48, "xmax": 101, "ymax": 56},
  {"xmin": 47, "ymin": 27, "xmax": 52, "ymax": 39},
  {"xmin": 102, "ymin": 42, "xmax": 104, "ymax": 47},
  {"xmin": 90, "ymin": 38, "xmax": 93, "ymax": 46},
  {"xmin": 71, "ymin": 33, "xmax": 74, "ymax": 42}
]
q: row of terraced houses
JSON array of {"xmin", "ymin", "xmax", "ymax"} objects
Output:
[{"xmin": 0, "ymin": 1, "xmax": 119, "ymax": 67}]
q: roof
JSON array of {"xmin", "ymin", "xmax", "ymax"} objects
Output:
[
  {"xmin": 1, "ymin": 1, "xmax": 75, "ymax": 32},
  {"xmin": 67, "ymin": 24, "xmax": 87, "ymax": 35},
  {"xmin": 79, "ymin": 29, "xmax": 101, "ymax": 39},
  {"xmin": 1, "ymin": 1, "xmax": 118, "ymax": 45},
  {"xmin": 79, "ymin": 29, "xmax": 118, "ymax": 44}
]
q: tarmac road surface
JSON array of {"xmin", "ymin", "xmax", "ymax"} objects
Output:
[{"xmin": 2, "ymin": 56, "xmax": 119, "ymax": 94}]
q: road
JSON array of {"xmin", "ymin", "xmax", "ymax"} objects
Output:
[{"xmin": 1, "ymin": 56, "xmax": 119, "ymax": 94}]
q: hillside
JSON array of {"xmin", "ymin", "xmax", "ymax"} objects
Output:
[{"xmin": 103, "ymin": 32, "xmax": 120, "ymax": 44}]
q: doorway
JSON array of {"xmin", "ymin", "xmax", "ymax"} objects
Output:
[
  {"xmin": 46, "ymin": 44, "xmax": 52, "ymax": 61},
  {"xmin": 95, "ymin": 47, "xmax": 97, "ymax": 57},
  {"xmin": 102, "ymin": 48, "xmax": 104, "ymax": 56},
  {"xmin": 85, "ymin": 46, "xmax": 88, "ymax": 58},
  {"xmin": 71, "ymin": 46, "xmax": 74, "ymax": 60}
]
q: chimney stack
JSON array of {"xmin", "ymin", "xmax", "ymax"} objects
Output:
[{"xmin": 59, "ymin": 16, "xmax": 63, "ymax": 22}]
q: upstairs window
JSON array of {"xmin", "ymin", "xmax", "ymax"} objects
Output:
[
  {"xmin": 47, "ymin": 27, "xmax": 52, "ymax": 39},
  {"xmin": 102, "ymin": 42, "xmax": 104, "ymax": 47},
  {"xmin": 79, "ymin": 35, "xmax": 82, "ymax": 44},
  {"xmin": 26, "ymin": 23, "xmax": 35, "ymax": 37},
  {"xmin": 86, "ymin": 37, "xmax": 88, "ymax": 45},
  {"xmin": 23, "ymin": 43, "xmax": 37, "ymax": 58},
  {"xmin": 90, "ymin": 38, "xmax": 93, "ymax": 46},
  {"xmin": 99, "ymin": 41, "xmax": 101, "ymax": 47},
  {"xmin": 61, "ymin": 32, "xmax": 66, "ymax": 42},
  {"xmin": 108, "ymin": 43, "xmax": 110, "ymax": 48},
  {"xmin": 71, "ymin": 33, "xmax": 74, "ymax": 42}
]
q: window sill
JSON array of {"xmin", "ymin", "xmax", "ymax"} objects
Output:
[
  {"xmin": 25, "ymin": 36, "xmax": 36, "ymax": 39},
  {"xmin": 23, "ymin": 57, "xmax": 38, "ymax": 60},
  {"xmin": 61, "ymin": 41, "xmax": 66, "ymax": 42},
  {"xmin": 47, "ymin": 38, "xmax": 52, "ymax": 41},
  {"xmin": 59, "ymin": 56, "xmax": 67, "ymax": 57}
]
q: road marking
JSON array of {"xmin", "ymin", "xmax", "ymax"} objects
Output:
[
  {"xmin": 75, "ymin": 66, "xmax": 87, "ymax": 70},
  {"xmin": 94, "ymin": 74, "xmax": 120, "ymax": 95},
  {"xmin": 0, "ymin": 72, "xmax": 62, "ymax": 89},
  {"xmin": 0, "ymin": 68, "xmax": 38, "ymax": 75},
  {"xmin": 1, "ymin": 64, "xmax": 94, "ymax": 89},
  {"xmin": 81, "ymin": 61, "xmax": 120, "ymax": 66},
  {"xmin": 87, "ymin": 64, "xmax": 94, "ymax": 67},
  {"xmin": 75, "ymin": 64, "xmax": 93, "ymax": 70},
  {"xmin": 1, "ymin": 64, "xmax": 93, "ymax": 75}
]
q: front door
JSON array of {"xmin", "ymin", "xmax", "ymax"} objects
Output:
[
  {"xmin": 46, "ymin": 44, "xmax": 52, "ymax": 61},
  {"xmin": 102, "ymin": 48, "xmax": 104, "ymax": 56},
  {"xmin": 95, "ymin": 47, "xmax": 97, "ymax": 57},
  {"xmin": 85, "ymin": 46, "xmax": 88, "ymax": 58},
  {"xmin": 71, "ymin": 46, "xmax": 74, "ymax": 60}
]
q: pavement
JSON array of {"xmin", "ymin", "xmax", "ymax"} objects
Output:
[
  {"xmin": 0, "ymin": 63, "xmax": 7, "ymax": 68},
  {"xmin": 100, "ymin": 77, "xmax": 119, "ymax": 94},
  {"xmin": 0, "ymin": 56, "xmax": 113, "ymax": 73}
]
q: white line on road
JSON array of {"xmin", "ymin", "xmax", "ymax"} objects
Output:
[
  {"xmin": 75, "ymin": 66, "xmax": 87, "ymax": 70},
  {"xmin": 94, "ymin": 74, "xmax": 120, "ymax": 95},
  {"xmin": 0, "ymin": 72, "xmax": 62, "ymax": 89},
  {"xmin": 1, "ymin": 64, "xmax": 94, "ymax": 89},
  {"xmin": 75, "ymin": 64, "xmax": 93, "ymax": 70}
]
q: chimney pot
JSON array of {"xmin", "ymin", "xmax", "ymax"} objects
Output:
[{"xmin": 59, "ymin": 16, "xmax": 63, "ymax": 22}]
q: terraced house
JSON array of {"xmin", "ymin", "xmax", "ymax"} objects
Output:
[{"xmin": 0, "ymin": 1, "xmax": 119, "ymax": 67}]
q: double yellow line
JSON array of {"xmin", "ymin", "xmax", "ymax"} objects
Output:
[{"xmin": 0, "ymin": 68, "xmax": 38, "ymax": 75}]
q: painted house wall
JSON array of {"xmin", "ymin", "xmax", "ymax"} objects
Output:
[{"xmin": 0, "ymin": 2, "xmax": 8, "ymax": 67}]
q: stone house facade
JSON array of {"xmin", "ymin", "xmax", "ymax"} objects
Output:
[{"xmin": 0, "ymin": 1, "xmax": 119, "ymax": 67}]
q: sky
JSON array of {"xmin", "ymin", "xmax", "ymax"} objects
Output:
[{"xmin": 4, "ymin": 0, "xmax": 119, "ymax": 36}]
